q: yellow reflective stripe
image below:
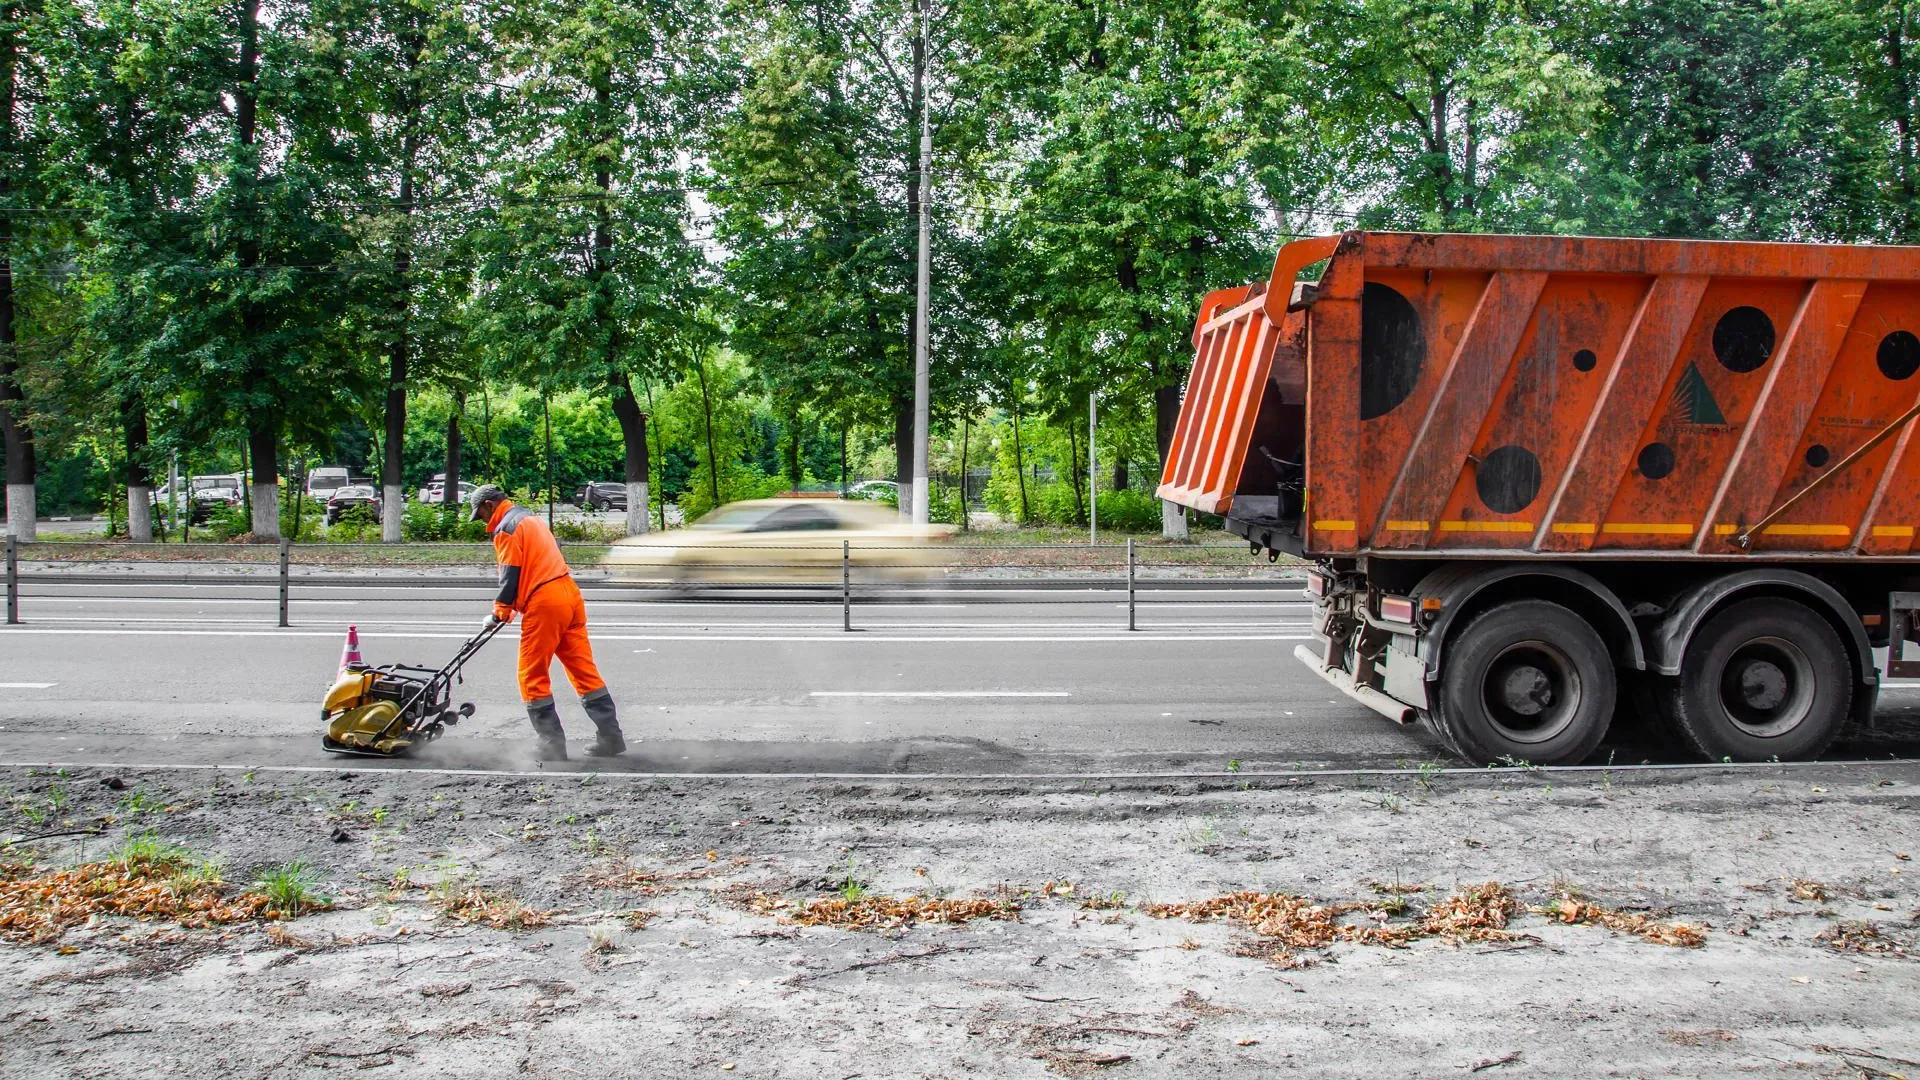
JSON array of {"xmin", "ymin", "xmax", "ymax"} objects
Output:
[
  {"xmin": 1601, "ymin": 523, "xmax": 1695, "ymax": 535},
  {"xmin": 1437, "ymin": 520, "xmax": 1533, "ymax": 533},
  {"xmin": 1313, "ymin": 520, "xmax": 1356, "ymax": 531},
  {"xmin": 1758, "ymin": 523, "xmax": 1851, "ymax": 537},
  {"xmin": 1549, "ymin": 523, "xmax": 1596, "ymax": 534},
  {"xmin": 1872, "ymin": 525, "xmax": 1915, "ymax": 538},
  {"xmin": 1383, "ymin": 520, "xmax": 1430, "ymax": 531}
]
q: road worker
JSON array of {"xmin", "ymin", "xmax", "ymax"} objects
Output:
[{"xmin": 469, "ymin": 485, "xmax": 625, "ymax": 761}]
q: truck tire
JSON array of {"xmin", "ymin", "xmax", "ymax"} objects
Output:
[
  {"xmin": 1652, "ymin": 597, "xmax": 1850, "ymax": 762},
  {"xmin": 1434, "ymin": 599, "xmax": 1616, "ymax": 765}
]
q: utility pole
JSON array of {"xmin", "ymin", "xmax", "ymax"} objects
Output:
[{"xmin": 909, "ymin": 0, "xmax": 932, "ymax": 525}]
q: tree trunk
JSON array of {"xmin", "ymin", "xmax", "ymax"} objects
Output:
[
  {"xmin": 1112, "ymin": 455, "xmax": 1127, "ymax": 493},
  {"xmin": 1010, "ymin": 399, "xmax": 1029, "ymax": 522},
  {"xmin": 956, "ymin": 411, "xmax": 969, "ymax": 531},
  {"xmin": 0, "ymin": 1, "xmax": 33, "ymax": 540},
  {"xmin": 1155, "ymin": 381, "xmax": 1184, "ymax": 537},
  {"xmin": 123, "ymin": 392, "xmax": 153, "ymax": 541},
  {"xmin": 644, "ymin": 378, "xmax": 665, "ymax": 529},
  {"xmin": 892, "ymin": 391, "xmax": 913, "ymax": 518},
  {"xmin": 696, "ymin": 358, "xmax": 719, "ymax": 505},
  {"xmin": 1065, "ymin": 409, "xmax": 1086, "ymax": 525},
  {"xmin": 443, "ymin": 391, "xmax": 462, "ymax": 515},
  {"xmin": 235, "ymin": 0, "xmax": 278, "ymax": 538},
  {"xmin": 381, "ymin": 226, "xmax": 412, "ymax": 544},
  {"xmin": 784, "ymin": 404, "xmax": 802, "ymax": 491},
  {"xmin": 610, "ymin": 372, "xmax": 650, "ymax": 536},
  {"xmin": 383, "ymin": 25, "xmax": 423, "ymax": 543}
]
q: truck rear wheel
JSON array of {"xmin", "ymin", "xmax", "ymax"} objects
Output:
[
  {"xmin": 1652, "ymin": 597, "xmax": 1850, "ymax": 762},
  {"xmin": 1434, "ymin": 600, "xmax": 1616, "ymax": 765}
]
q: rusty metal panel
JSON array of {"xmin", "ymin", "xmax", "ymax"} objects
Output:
[{"xmin": 1160, "ymin": 231, "xmax": 1920, "ymax": 561}]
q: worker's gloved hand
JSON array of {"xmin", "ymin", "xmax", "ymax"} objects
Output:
[{"xmin": 489, "ymin": 603, "xmax": 514, "ymax": 628}]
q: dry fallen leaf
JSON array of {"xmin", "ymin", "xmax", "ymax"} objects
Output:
[{"xmin": 1235, "ymin": 1038, "xmax": 1258, "ymax": 1047}]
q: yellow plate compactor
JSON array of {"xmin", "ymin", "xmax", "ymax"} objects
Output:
[{"xmin": 321, "ymin": 621, "xmax": 503, "ymax": 757}]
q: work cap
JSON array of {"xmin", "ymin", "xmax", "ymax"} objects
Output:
[{"xmin": 468, "ymin": 484, "xmax": 506, "ymax": 521}]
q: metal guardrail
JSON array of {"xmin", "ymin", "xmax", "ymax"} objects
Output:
[{"xmin": 3, "ymin": 535, "xmax": 1305, "ymax": 630}]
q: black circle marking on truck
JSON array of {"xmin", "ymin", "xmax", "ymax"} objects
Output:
[
  {"xmin": 1804, "ymin": 443, "xmax": 1831, "ymax": 469},
  {"xmin": 1475, "ymin": 445, "xmax": 1543, "ymax": 514},
  {"xmin": 1712, "ymin": 306, "xmax": 1775, "ymax": 373},
  {"xmin": 1879, "ymin": 329, "xmax": 1920, "ymax": 381},
  {"xmin": 1638, "ymin": 442, "xmax": 1677, "ymax": 480},
  {"xmin": 1571, "ymin": 348, "xmax": 1597, "ymax": 372},
  {"xmin": 1360, "ymin": 282, "xmax": 1425, "ymax": 420}
]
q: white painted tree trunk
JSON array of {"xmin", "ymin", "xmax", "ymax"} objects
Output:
[
  {"xmin": 382, "ymin": 485, "xmax": 404, "ymax": 542},
  {"xmin": 1161, "ymin": 498, "xmax": 1188, "ymax": 540},
  {"xmin": 896, "ymin": 478, "xmax": 913, "ymax": 522},
  {"xmin": 626, "ymin": 481, "xmax": 649, "ymax": 536},
  {"xmin": 5, "ymin": 484, "xmax": 34, "ymax": 539},
  {"xmin": 127, "ymin": 486, "xmax": 153, "ymax": 541},
  {"xmin": 250, "ymin": 483, "xmax": 279, "ymax": 538}
]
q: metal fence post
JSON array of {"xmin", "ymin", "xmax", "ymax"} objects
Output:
[
  {"xmin": 5, "ymin": 534, "xmax": 18, "ymax": 625},
  {"xmin": 842, "ymin": 539, "xmax": 852, "ymax": 632},
  {"xmin": 1126, "ymin": 537, "xmax": 1136, "ymax": 631},
  {"xmin": 278, "ymin": 538, "xmax": 292, "ymax": 627}
]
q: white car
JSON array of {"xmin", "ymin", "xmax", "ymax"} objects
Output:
[{"xmin": 416, "ymin": 475, "xmax": 477, "ymax": 505}]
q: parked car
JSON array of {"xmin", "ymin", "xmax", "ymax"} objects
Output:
[
  {"xmin": 152, "ymin": 475, "xmax": 244, "ymax": 524},
  {"xmin": 324, "ymin": 485, "xmax": 382, "ymax": 526},
  {"xmin": 845, "ymin": 479, "xmax": 899, "ymax": 503},
  {"xmin": 602, "ymin": 497, "xmax": 953, "ymax": 586},
  {"xmin": 416, "ymin": 474, "xmax": 476, "ymax": 505},
  {"xmin": 306, "ymin": 467, "xmax": 352, "ymax": 501},
  {"xmin": 575, "ymin": 481, "xmax": 628, "ymax": 512}
]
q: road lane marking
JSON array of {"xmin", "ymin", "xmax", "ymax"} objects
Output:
[
  {"xmin": 810, "ymin": 691, "xmax": 1071, "ymax": 698},
  {"xmin": 0, "ymin": 683, "xmax": 55, "ymax": 689},
  {"xmin": 0, "ymin": 627, "xmax": 1311, "ymax": 643}
]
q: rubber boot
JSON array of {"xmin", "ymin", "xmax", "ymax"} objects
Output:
[
  {"xmin": 526, "ymin": 698, "xmax": 568, "ymax": 761},
  {"xmin": 581, "ymin": 687, "xmax": 626, "ymax": 757}
]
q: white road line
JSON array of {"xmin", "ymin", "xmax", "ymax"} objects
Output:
[
  {"xmin": 0, "ymin": 627, "xmax": 1312, "ymax": 643},
  {"xmin": 0, "ymin": 683, "xmax": 56, "ymax": 689},
  {"xmin": 810, "ymin": 690, "xmax": 1071, "ymax": 698}
]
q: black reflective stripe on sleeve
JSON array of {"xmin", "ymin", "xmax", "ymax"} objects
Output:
[{"xmin": 495, "ymin": 564, "xmax": 522, "ymax": 607}]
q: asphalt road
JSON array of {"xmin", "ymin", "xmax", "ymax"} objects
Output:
[{"xmin": 3, "ymin": 579, "xmax": 1918, "ymax": 774}]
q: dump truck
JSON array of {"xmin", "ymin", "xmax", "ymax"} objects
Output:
[{"xmin": 1158, "ymin": 231, "xmax": 1920, "ymax": 765}]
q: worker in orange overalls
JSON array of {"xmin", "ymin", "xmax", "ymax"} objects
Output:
[{"xmin": 469, "ymin": 485, "xmax": 625, "ymax": 761}]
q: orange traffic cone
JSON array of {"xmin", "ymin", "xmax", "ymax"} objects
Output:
[{"xmin": 338, "ymin": 624, "xmax": 363, "ymax": 673}]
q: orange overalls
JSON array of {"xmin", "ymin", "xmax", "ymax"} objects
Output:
[{"xmin": 487, "ymin": 500, "xmax": 607, "ymax": 705}]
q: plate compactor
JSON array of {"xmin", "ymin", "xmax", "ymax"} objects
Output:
[{"xmin": 321, "ymin": 622, "xmax": 503, "ymax": 757}]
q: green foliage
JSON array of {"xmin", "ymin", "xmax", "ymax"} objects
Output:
[
  {"xmin": 11, "ymin": 0, "xmax": 1920, "ymax": 543},
  {"xmin": 253, "ymin": 860, "xmax": 330, "ymax": 914}
]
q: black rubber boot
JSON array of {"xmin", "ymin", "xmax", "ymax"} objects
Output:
[
  {"xmin": 581, "ymin": 688, "xmax": 626, "ymax": 757},
  {"xmin": 526, "ymin": 698, "xmax": 568, "ymax": 761}
]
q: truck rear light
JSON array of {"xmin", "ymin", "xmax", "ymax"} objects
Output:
[
  {"xmin": 1379, "ymin": 595, "xmax": 1416, "ymax": 624},
  {"xmin": 1306, "ymin": 571, "xmax": 1328, "ymax": 598}
]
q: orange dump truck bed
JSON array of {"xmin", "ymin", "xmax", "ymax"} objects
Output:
[{"xmin": 1159, "ymin": 232, "xmax": 1920, "ymax": 560}]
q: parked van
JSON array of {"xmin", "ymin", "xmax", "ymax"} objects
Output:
[{"xmin": 306, "ymin": 467, "xmax": 352, "ymax": 501}]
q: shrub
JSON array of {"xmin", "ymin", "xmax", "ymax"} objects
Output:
[
  {"xmin": 326, "ymin": 503, "xmax": 379, "ymax": 543},
  {"xmin": 1094, "ymin": 488, "xmax": 1161, "ymax": 532},
  {"xmin": 203, "ymin": 503, "xmax": 250, "ymax": 542},
  {"xmin": 280, "ymin": 496, "xmax": 326, "ymax": 542}
]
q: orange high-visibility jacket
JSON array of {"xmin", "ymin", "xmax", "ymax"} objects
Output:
[{"xmin": 487, "ymin": 501, "xmax": 572, "ymax": 619}]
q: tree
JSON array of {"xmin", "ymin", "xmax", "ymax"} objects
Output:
[
  {"xmin": 951, "ymin": 0, "xmax": 1274, "ymax": 535},
  {"xmin": 0, "ymin": 0, "xmax": 43, "ymax": 538},
  {"xmin": 477, "ymin": 0, "xmax": 714, "ymax": 535}
]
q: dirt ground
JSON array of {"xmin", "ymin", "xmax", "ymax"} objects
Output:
[{"xmin": 2, "ymin": 761, "xmax": 1917, "ymax": 1079}]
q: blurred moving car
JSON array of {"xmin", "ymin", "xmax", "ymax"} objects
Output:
[
  {"xmin": 324, "ymin": 485, "xmax": 382, "ymax": 526},
  {"xmin": 575, "ymin": 481, "xmax": 628, "ymax": 512},
  {"xmin": 306, "ymin": 466, "xmax": 352, "ymax": 501},
  {"xmin": 845, "ymin": 479, "xmax": 899, "ymax": 502},
  {"xmin": 602, "ymin": 498, "xmax": 953, "ymax": 585}
]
